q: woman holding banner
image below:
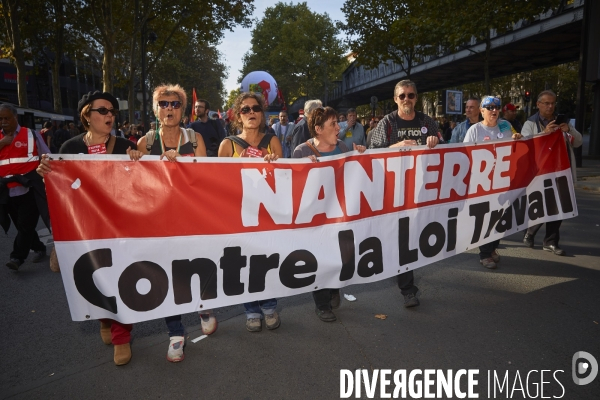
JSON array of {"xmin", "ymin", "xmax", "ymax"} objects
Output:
[
  {"xmin": 37, "ymin": 91, "xmax": 144, "ymax": 366},
  {"xmin": 218, "ymin": 92, "xmax": 283, "ymax": 332},
  {"xmin": 292, "ymin": 106, "xmax": 366, "ymax": 322},
  {"xmin": 463, "ymin": 96, "xmax": 522, "ymax": 270}
]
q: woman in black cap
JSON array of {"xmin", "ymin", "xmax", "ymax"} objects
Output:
[{"xmin": 37, "ymin": 91, "xmax": 143, "ymax": 366}]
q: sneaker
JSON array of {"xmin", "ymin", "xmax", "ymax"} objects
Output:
[
  {"xmin": 330, "ymin": 290, "xmax": 341, "ymax": 309},
  {"xmin": 246, "ymin": 318, "xmax": 262, "ymax": 332},
  {"xmin": 491, "ymin": 249, "xmax": 500, "ymax": 263},
  {"xmin": 114, "ymin": 343, "xmax": 132, "ymax": 366},
  {"xmin": 199, "ymin": 313, "xmax": 218, "ymax": 335},
  {"xmin": 100, "ymin": 320, "xmax": 112, "ymax": 345},
  {"xmin": 6, "ymin": 258, "xmax": 23, "ymax": 271},
  {"xmin": 523, "ymin": 233, "xmax": 534, "ymax": 248},
  {"xmin": 166, "ymin": 336, "xmax": 185, "ymax": 363},
  {"xmin": 264, "ymin": 312, "xmax": 281, "ymax": 330},
  {"xmin": 479, "ymin": 257, "xmax": 497, "ymax": 269},
  {"xmin": 32, "ymin": 250, "xmax": 46, "ymax": 263},
  {"xmin": 315, "ymin": 308, "xmax": 337, "ymax": 322},
  {"xmin": 403, "ymin": 293, "xmax": 420, "ymax": 308}
]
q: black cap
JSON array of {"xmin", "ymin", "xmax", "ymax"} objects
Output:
[{"xmin": 77, "ymin": 91, "xmax": 119, "ymax": 114}]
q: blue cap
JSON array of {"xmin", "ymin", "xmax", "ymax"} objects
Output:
[{"xmin": 481, "ymin": 96, "xmax": 501, "ymax": 108}]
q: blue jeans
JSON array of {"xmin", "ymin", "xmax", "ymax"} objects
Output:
[
  {"xmin": 244, "ymin": 299, "xmax": 277, "ymax": 319},
  {"xmin": 165, "ymin": 315, "xmax": 184, "ymax": 337}
]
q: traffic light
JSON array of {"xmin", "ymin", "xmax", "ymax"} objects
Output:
[{"xmin": 524, "ymin": 91, "xmax": 531, "ymax": 103}]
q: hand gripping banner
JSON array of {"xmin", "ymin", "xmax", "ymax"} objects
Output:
[{"xmin": 44, "ymin": 131, "xmax": 577, "ymax": 323}]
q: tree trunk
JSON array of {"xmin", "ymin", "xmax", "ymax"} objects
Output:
[
  {"xmin": 128, "ymin": 34, "xmax": 137, "ymax": 124},
  {"xmin": 51, "ymin": 0, "xmax": 65, "ymax": 113},
  {"xmin": 102, "ymin": 45, "xmax": 114, "ymax": 93},
  {"xmin": 51, "ymin": 60, "xmax": 62, "ymax": 113},
  {"xmin": 484, "ymin": 33, "xmax": 491, "ymax": 95},
  {"xmin": 2, "ymin": 0, "xmax": 28, "ymax": 107}
]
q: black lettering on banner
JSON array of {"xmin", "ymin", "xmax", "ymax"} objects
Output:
[
  {"xmin": 73, "ymin": 248, "xmax": 118, "ymax": 314},
  {"xmin": 398, "ymin": 217, "xmax": 418, "ymax": 266},
  {"xmin": 220, "ymin": 247, "xmax": 246, "ymax": 296},
  {"xmin": 419, "ymin": 222, "xmax": 445, "ymax": 257},
  {"xmin": 357, "ymin": 237, "xmax": 383, "ymax": 277},
  {"xmin": 279, "ymin": 250, "xmax": 317, "ymax": 289},
  {"xmin": 338, "ymin": 230, "xmax": 356, "ymax": 281},
  {"xmin": 528, "ymin": 191, "xmax": 545, "ymax": 220},
  {"xmin": 249, "ymin": 254, "xmax": 280, "ymax": 293},
  {"xmin": 555, "ymin": 176, "xmax": 574, "ymax": 213},
  {"xmin": 496, "ymin": 206, "xmax": 513, "ymax": 233},
  {"xmin": 543, "ymin": 179, "xmax": 559, "ymax": 216},
  {"xmin": 485, "ymin": 209, "xmax": 503, "ymax": 239},
  {"xmin": 469, "ymin": 202, "xmax": 490, "ymax": 244},
  {"xmin": 446, "ymin": 208, "xmax": 458, "ymax": 252},
  {"xmin": 512, "ymin": 195, "xmax": 527, "ymax": 226},
  {"xmin": 118, "ymin": 261, "xmax": 168, "ymax": 312},
  {"xmin": 172, "ymin": 258, "xmax": 218, "ymax": 304}
]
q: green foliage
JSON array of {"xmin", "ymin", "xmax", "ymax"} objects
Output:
[
  {"xmin": 240, "ymin": 2, "xmax": 348, "ymax": 105},
  {"xmin": 225, "ymin": 88, "xmax": 241, "ymax": 110}
]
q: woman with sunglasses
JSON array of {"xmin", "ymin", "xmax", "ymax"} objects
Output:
[
  {"xmin": 136, "ymin": 84, "xmax": 213, "ymax": 363},
  {"xmin": 137, "ymin": 84, "xmax": 207, "ymax": 159},
  {"xmin": 292, "ymin": 106, "xmax": 366, "ymax": 322},
  {"xmin": 463, "ymin": 96, "xmax": 522, "ymax": 270},
  {"xmin": 218, "ymin": 92, "xmax": 282, "ymax": 332},
  {"xmin": 37, "ymin": 91, "xmax": 144, "ymax": 366}
]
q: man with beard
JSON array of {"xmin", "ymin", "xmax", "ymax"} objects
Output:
[
  {"xmin": 190, "ymin": 99, "xmax": 226, "ymax": 157},
  {"xmin": 368, "ymin": 79, "xmax": 439, "ymax": 309}
]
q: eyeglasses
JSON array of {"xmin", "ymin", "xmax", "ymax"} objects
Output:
[
  {"xmin": 397, "ymin": 93, "xmax": 416, "ymax": 100},
  {"xmin": 158, "ymin": 100, "xmax": 182, "ymax": 109},
  {"xmin": 239, "ymin": 105, "xmax": 262, "ymax": 114},
  {"xmin": 483, "ymin": 106, "xmax": 501, "ymax": 111},
  {"xmin": 90, "ymin": 107, "xmax": 118, "ymax": 116}
]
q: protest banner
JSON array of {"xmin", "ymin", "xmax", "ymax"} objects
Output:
[{"xmin": 44, "ymin": 130, "xmax": 576, "ymax": 323}]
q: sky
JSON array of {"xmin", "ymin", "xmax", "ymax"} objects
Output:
[{"xmin": 220, "ymin": 0, "xmax": 347, "ymax": 95}]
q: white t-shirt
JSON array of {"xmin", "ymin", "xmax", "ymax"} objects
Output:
[{"xmin": 463, "ymin": 122, "xmax": 505, "ymax": 143}]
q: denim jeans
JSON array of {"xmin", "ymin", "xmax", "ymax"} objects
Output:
[
  {"xmin": 244, "ymin": 299, "xmax": 277, "ymax": 319},
  {"xmin": 165, "ymin": 315, "xmax": 184, "ymax": 337}
]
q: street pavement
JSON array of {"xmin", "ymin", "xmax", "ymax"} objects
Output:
[{"xmin": 1, "ymin": 151, "xmax": 599, "ymax": 399}]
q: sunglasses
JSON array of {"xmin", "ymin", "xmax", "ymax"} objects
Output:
[
  {"xmin": 239, "ymin": 105, "xmax": 262, "ymax": 114},
  {"xmin": 90, "ymin": 107, "xmax": 118, "ymax": 116},
  {"xmin": 483, "ymin": 106, "xmax": 501, "ymax": 111},
  {"xmin": 158, "ymin": 100, "xmax": 182, "ymax": 109},
  {"xmin": 397, "ymin": 93, "xmax": 416, "ymax": 100}
]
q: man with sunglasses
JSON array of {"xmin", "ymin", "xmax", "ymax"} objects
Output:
[
  {"xmin": 521, "ymin": 90, "xmax": 582, "ymax": 256},
  {"xmin": 368, "ymin": 79, "xmax": 440, "ymax": 309},
  {"xmin": 190, "ymin": 99, "xmax": 226, "ymax": 157}
]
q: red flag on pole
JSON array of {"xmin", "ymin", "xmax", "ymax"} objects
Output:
[{"xmin": 191, "ymin": 88, "xmax": 197, "ymax": 121}]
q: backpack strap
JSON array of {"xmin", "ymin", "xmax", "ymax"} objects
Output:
[
  {"xmin": 145, "ymin": 130, "xmax": 157, "ymax": 152},
  {"xmin": 225, "ymin": 135, "xmax": 251, "ymax": 149},
  {"xmin": 305, "ymin": 139, "xmax": 322, "ymax": 157},
  {"xmin": 184, "ymin": 128, "xmax": 197, "ymax": 149},
  {"xmin": 258, "ymin": 133, "xmax": 274, "ymax": 149},
  {"xmin": 106, "ymin": 135, "xmax": 116, "ymax": 154}
]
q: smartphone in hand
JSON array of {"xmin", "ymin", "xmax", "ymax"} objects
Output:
[{"xmin": 554, "ymin": 114, "xmax": 568, "ymax": 125}]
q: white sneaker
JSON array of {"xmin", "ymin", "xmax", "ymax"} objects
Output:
[
  {"xmin": 166, "ymin": 336, "xmax": 185, "ymax": 362},
  {"xmin": 199, "ymin": 313, "xmax": 218, "ymax": 335}
]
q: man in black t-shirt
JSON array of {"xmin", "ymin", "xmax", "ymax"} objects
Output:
[
  {"xmin": 189, "ymin": 99, "xmax": 226, "ymax": 157},
  {"xmin": 368, "ymin": 79, "xmax": 440, "ymax": 309}
]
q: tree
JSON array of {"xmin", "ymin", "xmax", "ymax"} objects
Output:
[
  {"xmin": 0, "ymin": 0, "xmax": 30, "ymax": 107},
  {"xmin": 240, "ymin": 2, "xmax": 348, "ymax": 105},
  {"xmin": 341, "ymin": 0, "xmax": 440, "ymax": 77},
  {"xmin": 225, "ymin": 88, "xmax": 241, "ymax": 110}
]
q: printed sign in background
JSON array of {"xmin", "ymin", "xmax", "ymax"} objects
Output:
[{"xmin": 44, "ymin": 131, "xmax": 576, "ymax": 323}]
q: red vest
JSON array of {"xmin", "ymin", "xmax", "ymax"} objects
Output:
[{"xmin": 0, "ymin": 127, "xmax": 40, "ymax": 188}]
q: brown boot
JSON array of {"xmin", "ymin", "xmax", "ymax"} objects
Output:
[
  {"xmin": 49, "ymin": 246, "xmax": 60, "ymax": 273},
  {"xmin": 114, "ymin": 343, "xmax": 132, "ymax": 366},
  {"xmin": 100, "ymin": 321, "xmax": 112, "ymax": 345}
]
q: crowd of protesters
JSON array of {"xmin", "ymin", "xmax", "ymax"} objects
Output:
[{"xmin": 0, "ymin": 77, "xmax": 581, "ymax": 366}]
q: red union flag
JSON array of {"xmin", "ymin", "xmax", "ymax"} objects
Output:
[{"xmin": 44, "ymin": 131, "xmax": 576, "ymax": 323}]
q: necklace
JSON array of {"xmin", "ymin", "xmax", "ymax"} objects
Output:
[{"xmin": 159, "ymin": 129, "xmax": 182, "ymax": 154}]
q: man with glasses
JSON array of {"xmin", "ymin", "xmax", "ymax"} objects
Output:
[
  {"xmin": 450, "ymin": 96, "xmax": 481, "ymax": 143},
  {"xmin": 521, "ymin": 90, "xmax": 582, "ymax": 256},
  {"xmin": 369, "ymin": 79, "xmax": 440, "ymax": 309},
  {"xmin": 190, "ymin": 99, "xmax": 226, "ymax": 157}
]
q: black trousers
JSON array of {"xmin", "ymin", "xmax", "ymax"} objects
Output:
[
  {"xmin": 479, "ymin": 240, "xmax": 500, "ymax": 260},
  {"xmin": 527, "ymin": 220, "xmax": 562, "ymax": 246},
  {"xmin": 7, "ymin": 190, "xmax": 45, "ymax": 260},
  {"xmin": 397, "ymin": 271, "xmax": 418, "ymax": 296},
  {"xmin": 313, "ymin": 289, "xmax": 339, "ymax": 311}
]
